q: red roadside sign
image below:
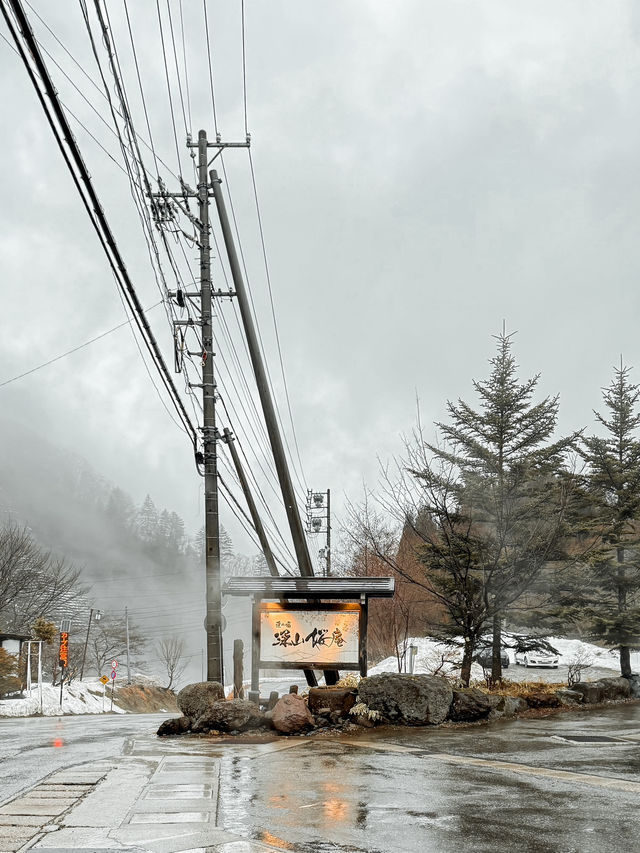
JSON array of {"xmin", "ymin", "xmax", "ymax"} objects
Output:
[{"xmin": 58, "ymin": 632, "xmax": 69, "ymax": 667}]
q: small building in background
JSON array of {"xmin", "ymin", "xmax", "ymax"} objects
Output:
[{"xmin": 0, "ymin": 632, "xmax": 31, "ymax": 658}]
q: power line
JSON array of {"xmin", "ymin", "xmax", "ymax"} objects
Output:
[
  {"xmin": 154, "ymin": 0, "xmax": 182, "ymax": 173},
  {"xmin": 202, "ymin": 0, "xmax": 219, "ymax": 136},
  {"xmin": 241, "ymin": 0, "xmax": 248, "ymax": 136},
  {"xmin": 247, "ymin": 147, "xmax": 310, "ymax": 493},
  {"xmin": 0, "ymin": 302, "xmax": 162, "ymax": 389},
  {"xmin": 1, "ymin": 0, "xmax": 197, "ymax": 447}
]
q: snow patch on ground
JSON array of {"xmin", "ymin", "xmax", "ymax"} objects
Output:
[
  {"xmin": 369, "ymin": 636, "xmax": 628, "ymax": 678},
  {"xmin": 0, "ymin": 679, "xmax": 127, "ymax": 717}
]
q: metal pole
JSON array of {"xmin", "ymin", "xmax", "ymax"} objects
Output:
[
  {"xmin": 222, "ymin": 427, "xmax": 279, "ymax": 577},
  {"xmin": 80, "ymin": 608, "xmax": 93, "ymax": 681},
  {"xmin": 38, "ymin": 642, "xmax": 43, "ymax": 715},
  {"xmin": 26, "ymin": 642, "xmax": 31, "ymax": 692},
  {"xmin": 326, "ymin": 488, "xmax": 331, "ymax": 577},
  {"xmin": 125, "ymin": 607, "xmax": 131, "ymax": 685},
  {"xmin": 200, "ymin": 132, "xmax": 224, "ymax": 683},
  {"xmin": 210, "ymin": 169, "xmax": 314, "ymax": 578}
]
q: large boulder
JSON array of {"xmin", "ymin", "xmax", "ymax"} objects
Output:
[
  {"xmin": 157, "ymin": 716, "xmax": 192, "ymax": 736},
  {"xmin": 177, "ymin": 682, "xmax": 225, "ymax": 718},
  {"xmin": 271, "ymin": 694, "xmax": 315, "ymax": 733},
  {"xmin": 498, "ymin": 696, "xmax": 528, "ymax": 717},
  {"xmin": 192, "ymin": 699, "xmax": 265, "ymax": 733},
  {"xmin": 626, "ymin": 674, "xmax": 640, "ymax": 698},
  {"xmin": 554, "ymin": 689, "xmax": 584, "ymax": 706},
  {"xmin": 571, "ymin": 682, "xmax": 604, "ymax": 704},
  {"xmin": 598, "ymin": 677, "xmax": 631, "ymax": 700},
  {"xmin": 449, "ymin": 688, "xmax": 493, "ymax": 722},
  {"xmin": 308, "ymin": 687, "xmax": 357, "ymax": 717},
  {"xmin": 357, "ymin": 673, "xmax": 453, "ymax": 726},
  {"xmin": 522, "ymin": 688, "xmax": 561, "ymax": 708}
]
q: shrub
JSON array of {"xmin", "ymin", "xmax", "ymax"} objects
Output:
[{"xmin": 0, "ymin": 648, "xmax": 21, "ymax": 698}]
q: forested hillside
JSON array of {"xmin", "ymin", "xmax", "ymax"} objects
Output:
[{"xmin": 0, "ymin": 420, "xmax": 264, "ymax": 684}]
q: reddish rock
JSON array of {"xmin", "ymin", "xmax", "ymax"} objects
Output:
[{"xmin": 272, "ymin": 693, "xmax": 315, "ymax": 733}]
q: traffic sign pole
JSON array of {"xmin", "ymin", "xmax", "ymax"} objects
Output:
[{"xmin": 110, "ymin": 669, "xmax": 116, "ymax": 712}]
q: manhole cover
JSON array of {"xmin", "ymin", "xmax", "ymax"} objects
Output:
[{"xmin": 554, "ymin": 735, "xmax": 625, "ymax": 744}]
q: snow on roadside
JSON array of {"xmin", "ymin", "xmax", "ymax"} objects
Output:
[
  {"xmin": 0, "ymin": 679, "xmax": 127, "ymax": 717},
  {"xmin": 368, "ymin": 636, "xmax": 627, "ymax": 678}
]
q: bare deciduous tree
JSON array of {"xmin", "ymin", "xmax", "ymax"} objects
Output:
[
  {"xmin": 157, "ymin": 636, "xmax": 187, "ymax": 689},
  {"xmin": 0, "ymin": 523, "xmax": 85, "ymax": 632}
]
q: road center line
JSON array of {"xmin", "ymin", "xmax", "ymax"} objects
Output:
[
  {"xmin": 429, "ymin": 753, "xmax": 640, "ymax": 793},
  {"xmin": 339, "ymin": 739, "xmax": 640, "ymax": 793}
]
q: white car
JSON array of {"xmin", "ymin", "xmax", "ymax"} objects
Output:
[{"xmin": 514, "ymin": 650, "xmax": 559, "ymax": 668}]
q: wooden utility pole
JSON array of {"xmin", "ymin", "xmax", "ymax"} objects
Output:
[
  {"xmin": 198, "ymin": 130, "xmax": 223, "ymax": 684},
  {"xmin": 210, "ymin": 169, "xmax": 314, "ymax": 579},
  {"xmin": 125, "ymin": 606, "xmax": 131, "ymax": 685},
  {"xmin": 222, "ymin": 427, "xmax": 278, "ymax": 577}
]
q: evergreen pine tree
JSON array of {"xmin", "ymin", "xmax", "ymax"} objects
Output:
[
  {"xmin": 192, "ymin": 526, "xmax": 206, "ymax": 564},
  {"xmin": 168, "ymin": 512, "xmax": 186, "ymax": 552},
  {"xmin": 137, "ymin": 495, "xmax": 159, "ymax": 542},
  {"xmin": 219, "ymin": 526, "xmax": 234, "ymax": 575},
  {"xmin": 582, "ymin": 363, "xmax": 640, "ymax": 677},
  {"xmin": 157, "ymin": 509, "xmax": 172, "ymax": 545},
  {"xmin": 421, "ymin": 331, "xmax": 575, "ymax": 681}
]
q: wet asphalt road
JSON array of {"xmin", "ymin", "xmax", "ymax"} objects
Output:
[
  {"xmin": 0, "ymin": 713, "xmax": 170, "ymax": 805},
  {"xmin": 215, "ymin": 703, "xmax": 640, "ymax": 853},
  {"xmin": 2, "ymin": 705, "xmax": 640, "ymax": 852}
]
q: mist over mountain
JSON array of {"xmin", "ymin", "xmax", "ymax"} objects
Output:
[{"xmin": 0, "ymin": 419, "xmax": 260, "ymax": 686}]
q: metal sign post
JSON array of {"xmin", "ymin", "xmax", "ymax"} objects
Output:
[
  {"xmin": 110, "ymin": 669, "xmax": 116, "ymax": 711},
  {"xmin": 37, "ymin": 642, "xmax": 43, "ymax": 715},
  {"xmin": 99, "ymin": 674, "xmax": 109, "ymax": 712},
  {"xmin": 58, "ymin": 630, "xmax": 69, "ymax": 712}
]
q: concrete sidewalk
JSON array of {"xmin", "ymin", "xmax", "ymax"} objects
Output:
[{"xmin": 0, "ymin": 732, "xmax": 282, "ymax": 853}]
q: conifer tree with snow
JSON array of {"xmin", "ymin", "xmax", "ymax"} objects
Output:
[
  {"xmin": 418, "ymin": 331, "xmax": 576, "ymax": 682},
  {"xmin": 581, "ymin": 363, "xmax": 640, "ymax": 678},
  {"xmin": 137, "ymin": 495, "xmax": 159, "ymax": 542}
]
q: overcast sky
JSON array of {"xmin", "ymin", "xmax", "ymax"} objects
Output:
[{"xmin": 1, "ymin": 0, "xmax": 640, "ymax": 566}]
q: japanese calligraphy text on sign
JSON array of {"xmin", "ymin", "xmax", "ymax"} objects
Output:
[
  {"xmin": 259, "ymin": 603, "xmax": 360, "ymax": 668},
  {"xmin": 58, "ymin": 631, "xmax": 69, "ymax": 667}
]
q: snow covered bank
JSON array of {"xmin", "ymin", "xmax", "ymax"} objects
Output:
[
  {"xmin": 0, "ymin": 680, "xmax": 126, "ymax": 717},
  {"xmin": 0, "ymin": 675, "xmax": 176, "ymax": 717},
  {"xmin": 369, "ymin": 636, "xmax": 635, "ymax": 679}
]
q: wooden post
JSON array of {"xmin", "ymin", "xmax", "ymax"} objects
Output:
[
  {"xmin": 359, "ymin": 595, "xmax": 368, "ymax": 678},
  {"xmin": 233, "ymin": 639, "xmax": 244, "ymax": 699},
  {"xmin": 249, "ymin": 596, "xmax": 260, "ymax": 705},
  {"xmin": 267, "ymin": 691, "xmax": 279, "ymax": 710}
]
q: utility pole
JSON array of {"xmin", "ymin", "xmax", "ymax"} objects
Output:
[
  {"xmin": 150, "ymin": 130, "xmax": 245, "ymax": 685},
  {"xmin": 222, "ymin": 427, "xmax": 279, "ymax": 577},
  {"xmin": 198, "ymin": 130, "xmax": 223, "ymax": 684},
  {"xmin": 306, "ymin": 489, "xmax": 331, "ymax": 577},
  {"xmin": 210, "ymin": 169, "xmax": 314, "ymax": 578},
  {"xmin": 80, "ymin": 608, "xmax": 101, "ymax": 681},
  {"xmin": 125, "ymin": 606, "xmax": 131, "ymax": 685}
]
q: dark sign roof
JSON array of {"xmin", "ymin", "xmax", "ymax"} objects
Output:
[
  {"xmin": 0, "ymin": 632, "xmax": 31, "ymax": 642},
  {"xmin": 222, "ymin": 576, "xmax": 395, "ymax": 599}
]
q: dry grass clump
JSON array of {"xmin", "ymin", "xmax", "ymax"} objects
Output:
[
  {"xmin": 472, "ymin": 678, "xmax": 563, "ymax": 698},
  {"xmin": 336, "ymin": 673, "xmax": 360, "ymax": 688}
]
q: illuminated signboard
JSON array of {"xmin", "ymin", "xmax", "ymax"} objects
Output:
[
  {"xmin": 259, "ymin": 602, "xmax": 361, "ymax": 669},
  {"xmin": 58, "ymin": 631, "xmax": 69, "ymax": 667}
]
